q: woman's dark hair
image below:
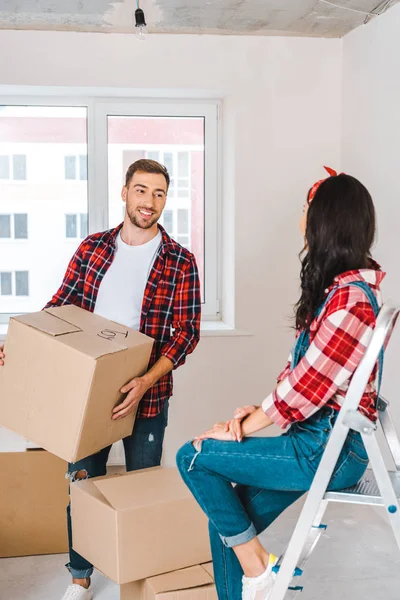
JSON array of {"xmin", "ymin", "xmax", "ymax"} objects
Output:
[{"xmin": 295, "ymin": 174, "xmax": 376, "ymax": 330}]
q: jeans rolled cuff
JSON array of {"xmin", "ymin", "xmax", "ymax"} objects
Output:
[
  {"xmin": 66, "ymin": 563, "xmax": 93, "ymax": 578},
  {"xmin": 219, "ymin": 522, "xmax": 257, "ymax": 548}
]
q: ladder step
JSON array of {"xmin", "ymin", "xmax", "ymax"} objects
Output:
[
  {"xmin": 272, "ymin": 566, "xmax": 303, "ymax": 577},
  {"xmin": 324, "ymin": 468, "xmax": 400, "ymax": 506}
]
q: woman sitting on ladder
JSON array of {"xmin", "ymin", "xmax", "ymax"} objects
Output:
[{"xmin": 177, "ymin": 169, "xmax": 384, "ymax": 600}]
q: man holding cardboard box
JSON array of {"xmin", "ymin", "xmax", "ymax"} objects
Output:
[{"xmin": 0, "ymin": 159, "xmax": 201, "ymax": 600}]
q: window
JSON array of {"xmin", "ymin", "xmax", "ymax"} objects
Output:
[
  {"xmin": 13, "ymin": 155, "xmax": 27, "ymax": 180},
  {"xmin": 14, "ymin": 214, "xmax": 28, "ymax": 239},
  {"xmin": 0, "ymin": 271, "xmax": 29, "ymax": 297},
  {"xmin": 142, "ymin": 150, "xmax": 192, "ymax": 250},
  {"xmin": 106, "ymin": 106, "xmax": 218, "ymax": 313},
  {"xmin": 15, "ymin": 271, "xmax": 29, "ymax": 296},
  {"xmin": 0, "ymin": 215, "xmax": 11, "ymax": 238},
  {"xmin": 0, "ymin": 106, "xmax": 88, "ymax": 331},
  {"xmin": 64, "ymin": 155, "xmax": 87, "ymax": 180},
  {"xmin": 0, "ymin": 99, "xmax": 218, "ymax": 334},
  {"xmin": 0, "ymin": 214, "xmax": 28, "ymax": 239},
  {"xmin": 65, "ymin": 213, "xmax": 88, "ymax": 239},
  {"xmin": 0, "ymin": 154, "xmax": 27, "ymax": 180},
  {"xmin": 65, "ymin": 214, "xmax": 77, "ymax": 238},
  {"xmin": 0, "ymin": 156, "xmax": 10, "ymax": 179},
  {"xmin": 0, "ymin": 273, "xmax": 12, "ymax": 296}
]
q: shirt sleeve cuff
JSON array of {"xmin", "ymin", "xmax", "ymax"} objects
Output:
[{"xmin": 261, "ymin": 391, "xmax": 290, "ymax": 430}]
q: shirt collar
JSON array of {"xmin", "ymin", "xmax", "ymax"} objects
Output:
[
  {"xmin": 327, "ymin": 260, "xmax": 385, "ymax": 291},
  {"xmin": 105, "ymin": 223, "xmax": 177, "ymax": 256}
]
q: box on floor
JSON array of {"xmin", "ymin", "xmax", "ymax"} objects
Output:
[
  {"xmin": 0, "ymin": 305, "xmax": 154, "ymax": 462},
  {"xmin": 71, "ymin": 467, "xmax": 212, "ymax": 584},
  {"xmin": 120, "ymin": 563, "xmax": 217, "ymax": 600},
  {"xmin": 0, "ymin": 450, "xmax": 69, "ymax": 558}
]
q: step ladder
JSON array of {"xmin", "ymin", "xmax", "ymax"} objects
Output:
[{"xmin": 268, "ymin": 302, "xmax": 400, "ymax": 600}]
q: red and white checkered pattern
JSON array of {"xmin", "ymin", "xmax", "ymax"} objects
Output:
[{"xmin": 263, "ymin": 265, "xmax": 385, "ymax": 429}]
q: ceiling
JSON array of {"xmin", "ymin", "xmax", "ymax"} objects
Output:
[{"xmin": 0, "ymin": 0, "xmax": 398, "ymax": 37}]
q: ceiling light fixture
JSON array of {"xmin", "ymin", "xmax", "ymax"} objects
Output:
[{"xmin": 134, "ymin": 0, "xmax": 147, "ymax": 40}]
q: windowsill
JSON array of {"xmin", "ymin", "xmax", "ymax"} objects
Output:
[{"xmin": 200, "ymin": 321, "xmax": 253, "ymax": 337}]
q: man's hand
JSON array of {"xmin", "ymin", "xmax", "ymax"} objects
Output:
[
  {"xmin": 194, "ymin": 422, "xmax": 236, "ymax": 445},
  {"xmin": 0, "ymin": 345, "xmax": 4, "ymax": 367},
  {"xmin": 112, "ymin": 376, "xmax": 151, "ymax": 420},
  {"xmin": 224, "ymin": 405, "xmax": 258, "ymax": 442}
]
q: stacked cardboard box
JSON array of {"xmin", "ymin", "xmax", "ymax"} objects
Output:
[
  {"xmin": 0, "ymin": 450, "xmax": 69, "ymax": 557},
  {"xmin": 121, "ymin": 563, "xmax": 217, "ymax": 600},
  {"xmin": 71, "ymin": 467, "xmax": 212, "ymax": 584},
  {"xmin": 1, "ymin": 307, "xmax": 214, "ymax": 593},
  {"xmin": 0, "ymin": 305, "xmax": 154, "ymax": 462}
]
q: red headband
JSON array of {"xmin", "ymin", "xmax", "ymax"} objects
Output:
[{"xmin": 308, "ymin": 166, "xmax": 338, "ymax": 203}]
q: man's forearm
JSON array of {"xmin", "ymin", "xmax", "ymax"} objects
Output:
[{"xmin": 142, "ymin": 356, "xmax": 174, "ymax": 390}]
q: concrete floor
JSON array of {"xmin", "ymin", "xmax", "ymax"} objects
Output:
[{"xmin": 0, "ymin": 501, "xmax": 399, "ymax": 600}]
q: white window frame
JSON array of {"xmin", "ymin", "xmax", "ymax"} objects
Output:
[
  {"xmin": 65, "ymin": 213, "xmax": 88, "ymax": 240},
  {"xmin": 0, "ymin": 213, "xmax": 28, "ymax": 241},
  {"xmin": 0, "ymin": 153, "xmax": 27, "ymax": 181},
  {"xmin": 64, "ymin": 154, "xmax": 88, "ymax": 181},
  {"xmin": 0, "ymin": 271, "xmax": 29, "ymax": 298},
  {"xmin": 0, "ymin": 93, "xmax": 221, "ymax": 328}
]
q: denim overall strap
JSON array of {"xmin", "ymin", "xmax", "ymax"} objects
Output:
[{"xmin": 290, "ymin": 281, "xmax": 384, "ymax": 397}]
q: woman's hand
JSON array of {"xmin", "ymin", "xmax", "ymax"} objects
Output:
[
  {"xmin": 224, "ymin": 405, "xmax": 258, "ymax": 442},
  {"xmin": 194, "ymin": 422, "xmax": 236, "ymax": 444}
]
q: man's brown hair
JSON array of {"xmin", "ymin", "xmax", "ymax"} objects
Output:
[{"xmin": 125, "ymin": 159, "xmax": 170, "ymax": 190}]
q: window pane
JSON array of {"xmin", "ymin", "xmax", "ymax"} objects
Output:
[
  {"xmin": 80, "ymin": 213, "xmax": 88, "ymax": 238},
  {"xmin": 14, "ymin": 213, "xmax": 28, "ymax": 239},
  {"xmin": 0, "ymin": 273, "xmax": 12, "ymax": 295},
  {"xmin": 163, "ymin": 152, "xmax": 173, "ymax": 175},
  {"xmin": 0, "ymin": 156, "xmax": 10, "ymax": 179},
  {"xmin": 65, "ymin": 156, "xmax": 77, "ymax": 180},
  {"xmin": 177, "ymin": 209, "xmax": 189, "ymax": 235},
  {"xmin": 0, "ymin": 106, "xmax": 88, "ymax": 316},
  {"xmin": 79, "ymin": 155, "xmax": 88, "ymax": 181},
  {"xmin": 163, "ymin": 210, "xmax": 173, "ymax": 235},
  {"xmin": 15, "ymin": 271, "xmax": 29, "ymax": 296},
  {"xmin": 66, "ymin": 214, "xmax": 77, "ymax": 238},
  {"xmin": 178, "ymin": 152, "xmax": 189, "ymax": 177},
  {"xmin": 13, "ymin": 155, "xmax": 27, "ymax": 180},
  {"xmin": 0, "ymin": 215, "xmax": 11, "ymax": 238},
  {"xmin": 107, "ymin": 116, "xmax": 205, "ymax": 299}
]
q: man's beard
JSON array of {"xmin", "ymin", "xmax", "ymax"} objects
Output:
[{"xmin": 127, "ymin": 207, "xmax": 159, "ymax": 230}]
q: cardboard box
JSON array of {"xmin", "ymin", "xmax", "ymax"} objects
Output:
[
  {"xmin": 120, "ymin": 563, "xmax": 217, "ymax": 600},
  {"xmin": 71, "ymin": 467, "xmax": 212, "ymax": 584},
  {"xmin": 0, "ymin": 450, "xmax": 69, "ymax": 557},
  {"xmin": 0, "ymin": 305, "xmax": 154, "ymax": 463}
]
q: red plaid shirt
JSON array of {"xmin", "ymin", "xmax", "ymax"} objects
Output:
[
  {"xmin": 262, "ymin": 265, "xmax": 385, "ymax": 428},
  {"xmin": 45, "ymin": 224, "xmax": 201, "ymax": 418}
]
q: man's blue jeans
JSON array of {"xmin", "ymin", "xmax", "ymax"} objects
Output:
[
  {"xmin": 176, "ymin": 407, "xmax": 369, "ymax": 600},
  {"xmin": 66, "ymin": 401, "xmax": 169, "ymax": 578}
]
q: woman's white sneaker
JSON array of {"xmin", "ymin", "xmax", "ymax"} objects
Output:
[
  {"xmin": 60, "ymin": 583, "xmax": 93, "ymax": 600},
  {"xmin": 241, "ymin": 554, "xmax": 278, "ymax": 600}
]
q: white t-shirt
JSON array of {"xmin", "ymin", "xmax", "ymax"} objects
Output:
[{"xmin": 94, "ymin": 230, "xmax": 162, "ymax": 330}]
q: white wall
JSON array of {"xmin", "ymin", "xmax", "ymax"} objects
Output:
[
  {"xmin": 342, "ymin": 4, "xmax": 400, "ymax": 423},
  {"xmin": 0, "ymin": 31, "xmax": 342, "ymax": 464}
]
